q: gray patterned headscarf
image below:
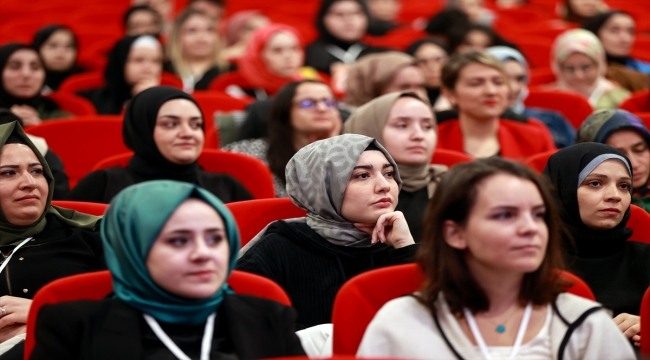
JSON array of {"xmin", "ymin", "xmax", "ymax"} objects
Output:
[{"xmin": 286, "ymin": 134, "xmax": 402, "ymax": 248}]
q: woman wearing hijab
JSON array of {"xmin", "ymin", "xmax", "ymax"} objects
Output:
[
  {"xmin": 547, "ymin": 29, "xmax": 630, "ymax": 110},
  {"xmin": 583, "ymin": 11, "xmax": 650, "ymax": 91},
  {"xmin": 166, "ymin": 9, "xmax": 228, "ymax": 92},
  {"xmin": 78, "ymin": 35, "xmax": 163, "ymax": 115},
  {"xmin": 305, "ymin": 0, "xmax": 386, "ymax": 75},
  {"xmin": 67, "ymin": 86, "xmax": 252, "ymax": 204},
  {"xmin": 0, "ymin": 121, "xmax": 102, "ymax": 355},
  {"xmin": 576, "ymin": 109, "xmax": 650, "ymax": 213},
  {"xmin": 224, "ymin": 80, "xmax": 341, "ymax": 198},
  {"xmin": 344, "ymin": 92, "xmax": 445, "ymax": 242},
  {"xmin": 237, "ymin": 134, "xmax": 419, "ymax": 329},
  {"xmin": 486, "ymin": 46, "xmax": 576, "ymax": 148},
  {"xmin": 406, "ymin": 38, "xmax": 449, "ymax": 108},
  {"xmin": 32, "ymin": 25, "xmax": 85, "ymax": 93},
  {"xmin": 229, "ymin": 23, "xmax": 319, "ymax": 100},
  {"xmin": 31, "ymin": 180, "xmax": 306, "ymax": 359},
  {"xmin": 344, "ymin": 51, "xmax": 427, "ymax": 109},
  {"xmin": 0, "ymin": 44, "xmax": 67, "ymax": 126},
  {"xmin": 357, "ymin": 156, "xmax": 635, "ymax": 359},
  {"xmin": 543, "ymin": 142, "xmax": 650, "ymax": 345},
  {"xmin": 220, "ymin": 10, "xmax": 269, "ymax": 62}
]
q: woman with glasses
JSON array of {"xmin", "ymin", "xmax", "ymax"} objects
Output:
[
  {"xmin": 545, "ymin": 29, "xmax": 630, "ymax": 110},
  {"xmin": 406, "ymin": 38, "xmax": 449, "ymax": 108},
  {"xmin": 224, "ymin": 80, "xmax": 341, "ymax": 197}
]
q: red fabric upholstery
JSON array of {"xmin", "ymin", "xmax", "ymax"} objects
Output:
[
  {"xmin": 641, "ymin": 286, "xmax": 650, "ymax": 355},
  {"xmin": 331, "ymin": 263, "xmax": 594, "ymax": 355},
  {"xmin": 192, "ymin": 90, "xmax": 253, "ymax": 148},
  {"xmin": 226, "ymin": 198, "xmax": 306, "ymax": 247},
  {"xmin": 528, "ymin": 68, "xmax": 556, "ymax": 87},
  {"xmin": 514, "ymin": 38, "xmax": 553, "ymax": 69},
  {"xmin": 25, "ymin": 117, "xmax": 128, "ymax": 188},
  {"xmin": 92, "ymin": 149, "xmax": 276, "ymax": 199},
  {"xmin": 43, "ymin": 92, "xmax": 97, "ymax": 116},
  {"xmin": 208, "ymin": 71, "xmax": 253, "ymax": 92},
  {"xmin": 524, "ymin": 89, "xmax": 594, "ymax": 129},
  {"xmin": 430, "ymin": 149, "xmax": 474, "ymax": 167},
  {"xmin": 51, "ymin": 201, "xmax": 109, "ymax": 215},
  {"xmin": 58, "ymin": 71, "xmax": 183, "ymax": 94},
  {"xmin": 24, "ymin": 270, "xmax": 290, "ymax": 359},
  {"xmin": 628, "ymin": 205, "xmax": 650, "ymax": 244},
  {"xmin": 523, "ymin": 149, "xmax": 558, "ymax": 174},
  {"xmin": 619, "ymin": 90, "xmax": 650, "ymax": 113}
]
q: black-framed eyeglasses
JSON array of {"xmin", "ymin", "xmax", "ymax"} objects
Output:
[{"xmin": 294, "ymin": 97, "xmax": 339, "ymax": 109}]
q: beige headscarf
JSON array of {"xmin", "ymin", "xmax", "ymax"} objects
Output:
[
  {"xmin": 344, "ymin": 51, "xmax": 418, "ymax": 107},
  {"xmin": 344, "ymin": 92, "xmax": 447, "ymax": 197}
]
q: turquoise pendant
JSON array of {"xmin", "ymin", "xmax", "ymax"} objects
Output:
[{"xmin": 496, "ymin": 325, "xmax": 506, "ymax": 333}]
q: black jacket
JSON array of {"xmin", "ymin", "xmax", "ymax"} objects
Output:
[
  {"xmin": 0, "ymin": 214, "xmax": 104, "ymax": 299},
  {"xmin": 236, "ymin": 221, "xmax": 419, "ymax": 329},
  {"xmin": 30, "ymin": 294, "xmax": 305, "ymax": 360}
]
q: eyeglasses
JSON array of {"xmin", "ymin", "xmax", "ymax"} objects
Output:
[
  {"xmin": 294, "ymin": 98, "xmax": 339, "ymax": 110},
  {"xmin": 416, "ymin": 55, "xmax": 448, "ymax": 66},
  {"xmin": 561, "ymin": 63, "xmax": 595, "ymax": 74}
]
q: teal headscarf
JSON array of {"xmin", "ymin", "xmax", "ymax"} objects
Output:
[{"xmin": 101, "ymin": 180, "xmax": 240, "ymax": 325}]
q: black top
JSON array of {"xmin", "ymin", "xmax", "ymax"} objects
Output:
[
  {"xmin": 66, "ymin": 167, "xmax": 252, "ymax": 204},
  {"xmin": 31, "ymin": 294, "xmax": 306, "ymax": 360},
  {"xmin": 304, "ymin": 40, "xmax": 388, "ymax": 74},
  {"xmin": 236, "ymin": 220, "xmax": 419, "ymax": 329},
  {"xmin": 163, "ymin": 62, "xmax": 222, "ymax": 90},
  {"xmin": 0, "ymin": 214, "xmax": 104, "ymax": 299},
  {"xmin": 395, "ymin": 187, "xmax": 428, "ymax": 243}
]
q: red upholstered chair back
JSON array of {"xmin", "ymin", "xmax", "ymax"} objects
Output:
[
  {"xmin": 628, "ymin": 205, "xmax": 650, "ymax": 244},
  {"xmin": 331, "ymin": 263, "xmax": 595, "ymax": 355},
  {"xmin": 641, "ymin": 286, "xmax": 650, "ymax": 355},
  {"xmin": 191, "ymin": 91, "xmax": 253, "ymax": 149},
  {"xmin": 431, "ymin": 149, "xmax": 474, "ymax": 167},
  {"xmin": 58, "ymin": 71, "xmax": 183, "ymax": 94},
  {"xmin": 92, "ymin": 149, "xmax": 276, "ymax": 199},
  {"xmin": 524, "ymin": 89, "xmax": 593, "ymax": 129},
  {"xmin": 43, "ymin": 92, "xmax": 97, "ymax": 116},
  {"xmin": 523, "ymin": 149, "xmax": 557, "ymax": 174},
  {"xmin": 25, "ymin": 117, "xmax": 128, "ymax": 188},
  {"xmin": 51, "ymin": 201, "xmax": 109, "ymax": 216},
  {"xmin": 208, "ymin": 71, "xmax": 252, "ymax": 92},
  {"xmin": 528, "ymin": 67, "xmax": 556, "ymax": 87},
  {"xmin": 226, "ymin": 198, "xmax": 306, "ymax": 247},
  {"xmin": 619, "ymin": 89, "xmax": 650, "ymax": 113},
  {"xmin": 24, "ymin": 270, "xmax": 290, "ymax": 359}
]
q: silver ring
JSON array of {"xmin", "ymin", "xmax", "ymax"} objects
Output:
[{"xmin": 0, "ymin": 307, "xmax": 6, "ymax": 317}]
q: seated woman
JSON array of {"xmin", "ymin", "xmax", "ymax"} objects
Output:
[
  {"xmin": 486, "ymin": 46, "xmax": 576, "ymax": 148},
  {"xmin": 344, "ymin": 92, "xmax": 445, "ymax": 242},
  {"xmin": 543, "ymin": 142, "xmax": 650, "ymax": 344},
  {"xmin": 576, "ymin": 109, "xmax": 650, "ymax": 213},
  {"xmin": 561, "ymin": 0, "xmax": 607, "ymax": 24},
  {"xmin": 220, "ymin": 10, "xmax": 269, "ymax": 62},
  {"xmin": 228, "ymin": 23, "xmax": 319, "ymax": 100},
  {"xmin": 78, "ymin": 35, "xmax": 163, "ymax": 115},
  {"xmin": 237, "ymin": 134, "xmax": 419, "ymax": 329},
  {"xmin": 165, "ymin": 9, "xmax": 228, "ymax": 91},
  {"xmin": 583, "ymin": 11, "xmax": 650, "ymax": 88},
  {"xmin": 224, "ymin": 80, "xmax": 341, "ymax": 197},
  {"xmin": 343, "ymin": 51, "xmax": 427, "ymax": 109},
  {"xmin": 547, "ymin": 29, "xmax": 630, "ymax": 110},
  {"xmin": 437, "ymin": 50, "xmax": 556, "ymax": 160},
  {"xmin": 0, "ymin": 44, "xmax": 68, "ymax": 126},
  {"xmin": 32, "ymin": 25, "xmax": 85, "ymax": 93},
  {"xmin": 305, "ymin": 0, "xmax": 386, "ymax": 75},
  {"xmin": 357, "ymin": 157, "xmax": 635, "ymax": 359},
  {"xmin": 365, "ymin": 0, "xmax": 400, "ymax": 36},
  {"xmin": 31, "ymin": 180, "xmax": 306, "ymax": 359},
  {"xmin": 446, "ymin": 0, "xmax": 495, "ymax": 27},
  {"xmin": 447, "ymin": 24, "xmax": 512, "ymax": 55},
  {"xmin": 123, "ymin": 5, "xmax": 163, "ymax": 36},
  {"xmin": 67, "ymin": 86, "xmax": 252, "ymax": 203},
  {"xmin": 406, "ymin": 38, "xmax": 449, "ymax": 108},
  {"xmin": 0, "ymin": 120, "xmax": 102, "ymax": 355}
]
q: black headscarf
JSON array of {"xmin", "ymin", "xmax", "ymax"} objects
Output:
[
  {"xmin": 0, "ymin": 43, "xmax": 56, "ymax": 112},
  {"xmin": 542, "ymin": 143, "xmax": 633, "ymax": 257},
  {"xmin": 32, "ymin": 25, "xmax": 85, "ymax": 91},
  {"xmin": 123, "ymin": 86, "xmax": 205, "ymax": 184},
  {"xmin": 582, "ymin": 10, "xmax": 632, "ymax": 66},
  {"xmin": 315, "ymin": 0, "xmax": 370, "ymax": 50}
]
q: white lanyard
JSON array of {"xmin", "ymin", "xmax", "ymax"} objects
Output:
[
  {"xmin": 0, "ymin": 237, "xmax": 33, "ymax": 274},
  {"xmin": 325, "ymin": 43, "xmax": 365, "ymax": 63},
  {"xmin": 143, "ymin": 312, "xmax": 216, "ymax": 360},
  {"xmin": 463, "ymin": 303, "xmax": 532, "ymax": 360}
]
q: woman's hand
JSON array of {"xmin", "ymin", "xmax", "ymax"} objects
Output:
[
  {"xmin": 0, "ymin": 296, "xmax": 32, "ymax": 329},
  {"xmin": 355, "ymin": 211, "xmax": 415, "ymax": 249},
  {"xmin": 11, "ymin": 105, "xmax": 42, "ymax": 127},
  {"xmin": 613, "ymin": 313, "xmax": 640, "ymax": 346}
]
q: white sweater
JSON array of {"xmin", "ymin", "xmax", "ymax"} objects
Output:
[{"xmin": 357, "ymin": 293, "xmax": 635, "ymax": 360}]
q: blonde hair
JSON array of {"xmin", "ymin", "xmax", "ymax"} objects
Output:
[
  {"xmin": 441, "ymin": 50, "xmax": 508, "ymax": 91},
  {"xmin": 167, "ymin": 9, "xmax": 226, "ymax": 79}
]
